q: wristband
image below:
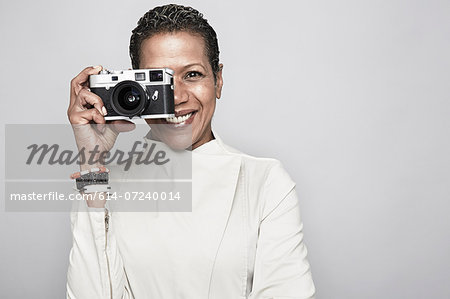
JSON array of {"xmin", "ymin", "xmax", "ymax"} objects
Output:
[{"xmin": 71, "ymin": 167, "xmax": 110, "ymax": 192}]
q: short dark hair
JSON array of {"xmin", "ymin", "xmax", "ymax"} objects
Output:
[{"xmin": 129, "ymin": 4, "xmax": 220, "ymax": 77}]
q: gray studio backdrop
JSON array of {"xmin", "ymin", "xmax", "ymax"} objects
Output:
[{"xmin": 1, "ymin": 0, "xmax": 449, "ymax": 298}]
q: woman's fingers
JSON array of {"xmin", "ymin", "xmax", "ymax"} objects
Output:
[
  {"xmin": 78, "ymin": 88, "xmax": 106, "ymax": 116},
  {"xmin": 69, "ymin": 108, "xmax": 105, "ymax": 125},
  {"xmin": 68, "ymin": 66, "xmax": 106, "ymax": 122},
  {"xmin": 69, "ymin": 65, "xmax": 102, "ymax": 106}
]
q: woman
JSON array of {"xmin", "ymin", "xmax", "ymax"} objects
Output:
[{"xmin": 66, "ymin": 4, "xmax": 315, "ymax": 298}]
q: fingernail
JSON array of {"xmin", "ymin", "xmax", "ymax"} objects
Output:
[
  {"xmin": 93, "ymin": 65, "xmax": 102, "ymax": 69},
  {"xmin": 102, "ymin": 106, "xmax": 107, "ymax": 116}
]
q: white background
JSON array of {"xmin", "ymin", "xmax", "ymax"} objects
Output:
[{"xmin": 1, "ymin": 0, "xmax": 449, "ymax": 298}]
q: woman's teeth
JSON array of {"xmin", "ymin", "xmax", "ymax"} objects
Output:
[{"xmin": 166, "ymin": 112, "xmax": 193, "ymax": 124}]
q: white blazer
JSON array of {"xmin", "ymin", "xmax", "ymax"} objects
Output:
[{"xmin": 66, "ymin": 131, "xmax": 315, "ymax": 299}]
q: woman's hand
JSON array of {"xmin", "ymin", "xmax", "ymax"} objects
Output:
[
  {"xmin": 67, "ymin": 66, "xmax": 135, "ymax": 171},
  {"xmin": 68, "ymin": 66, "xmax": 135, "ymax": 208},
  {"xmin": 68, "ymin": 66, "xmax": 107, "ymax": 127}
]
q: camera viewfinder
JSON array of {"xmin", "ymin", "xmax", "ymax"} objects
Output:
[{"xmin": 150, "ymin": 70, "xmax": 163, "ymax": 82}]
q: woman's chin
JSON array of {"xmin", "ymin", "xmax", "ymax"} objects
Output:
[
  {"xmin": 149, "ymin": 123, "xmax": 193, "ymax": 150},
  {"xmin": 161, "ymin": 134, "xmax": 193, "ymax": 150}
]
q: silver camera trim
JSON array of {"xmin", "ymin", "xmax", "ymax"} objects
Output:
[{"xmin": 89, "ymin": 68, "xmax": 174, "ymax": 89}]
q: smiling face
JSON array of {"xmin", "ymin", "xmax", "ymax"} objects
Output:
[{"xmin": 140, "ymin": 31, "xmax": 223, "ymax": 149}]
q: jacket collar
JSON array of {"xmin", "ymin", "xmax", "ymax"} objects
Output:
[{"xmin": 192, "ymin": 128, "xmax": 227, "ymax": 155}]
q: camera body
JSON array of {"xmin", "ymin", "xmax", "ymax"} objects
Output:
[{"xmin": 89, "ymin": 68, "xmax": 175, "ymax": 120}]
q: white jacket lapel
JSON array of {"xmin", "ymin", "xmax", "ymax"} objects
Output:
[{"xmin": 192, "ymin": 149, "xmax": 242, "ymax": 283}]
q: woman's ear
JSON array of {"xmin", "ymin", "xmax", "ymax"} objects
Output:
[{"xmin": 215, "ymin": 64, "xmax": 224, "ymax": 99}]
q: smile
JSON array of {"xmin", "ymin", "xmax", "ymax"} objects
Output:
[{"xmin": 165, "ymin": 112, "xmax": 195, "ymax": 125}]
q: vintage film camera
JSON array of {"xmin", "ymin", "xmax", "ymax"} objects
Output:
[{"xmin": 89, "ymin": 68, "xmax": 175, "ymax": 120}]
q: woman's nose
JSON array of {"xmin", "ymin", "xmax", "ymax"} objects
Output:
[{"xmin": 173, "ymin": 78, "xmax": 188, "ymax": 106}]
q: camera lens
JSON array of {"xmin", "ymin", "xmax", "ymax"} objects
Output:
[
  {"xmin": 120, "ymin": 89, "xmax": 140, "ymax": 109},
  {"xmin": 111, "ymin": 81, "xmax": 148, "ymax": 117}
]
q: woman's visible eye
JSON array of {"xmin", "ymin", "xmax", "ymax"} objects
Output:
[{"xmin": 185, "ymin": 71, "xmax": 204, "ymax": 79}]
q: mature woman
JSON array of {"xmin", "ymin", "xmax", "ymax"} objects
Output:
[{"xmin": 66, "ymin": 4, "xmax": 315, "ymax": 299}]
